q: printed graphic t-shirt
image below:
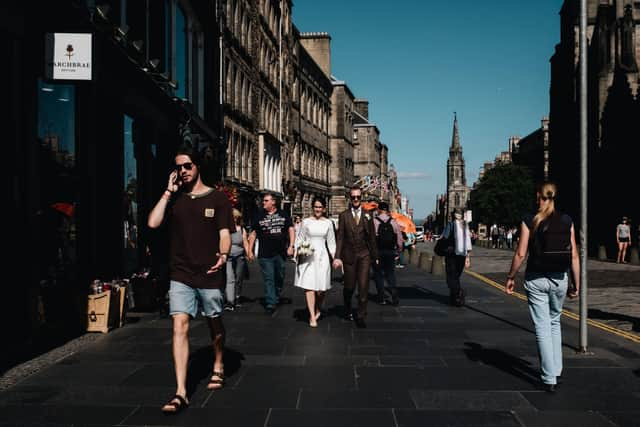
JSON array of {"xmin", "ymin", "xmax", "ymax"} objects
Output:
[
  {"xmin": 251, "ymin": 209, "xmax": 293, "ymax": 258},
  {"xmin": 169, "ymin": 189, "xmax": 234, "ymax": 289}
]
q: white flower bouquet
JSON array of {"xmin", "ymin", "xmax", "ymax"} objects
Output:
[{"xmin": 296, "ymin": 239, "xmax": 314, "ymax": 263}]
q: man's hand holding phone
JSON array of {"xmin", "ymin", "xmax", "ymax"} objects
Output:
[{"xmin": 167, "ymin": 170, "xmax": 182, "ymax": 193}]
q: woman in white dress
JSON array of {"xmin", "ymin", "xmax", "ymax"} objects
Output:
[{"xmin": 294, "ymin": 197, "xmax": 336, "ymax": 327}]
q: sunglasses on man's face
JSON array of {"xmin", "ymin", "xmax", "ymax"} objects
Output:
[
  {"xmin": 350, "ymin": 195, "xmax": 361, "ymax": 200},
  {"xmin": 175, "ymin": 162, "xmax": 194, "ymax": 171}
]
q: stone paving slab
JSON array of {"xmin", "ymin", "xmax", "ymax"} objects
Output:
[{"xmin": 0, "ymin": 256, "xmax": 639, "ymax": 426}]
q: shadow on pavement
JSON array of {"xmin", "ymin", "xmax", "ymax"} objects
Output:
[
  {"xmin": 464, "ymin": 305, "xmax": 580, "ymax": 353},
  {"xmin": 185, "ymin": 346, "xmax": 245, "ymax": 397},
  {"xmin": 588, "ymin": 308, "xmax": 639, "ymax": 332},
  {"xmin": 463, "ymin": 342, "xmax": 539, "ymax": 386},
  {"xmin": 402, "ymin": 286, "xmax": 451, "ymax": 306}
]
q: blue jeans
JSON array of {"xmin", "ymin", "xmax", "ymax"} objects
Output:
[
  {"xmin": 225, "ymin": 254, "xmax": 246, "ymax": 304},
  {"xmin": 259, "ymin": 255, "xmax": 285, "ymax": 308},
  {"xmin": 524, "ymin": 272, "xmax": 568, "ymax": 385}
]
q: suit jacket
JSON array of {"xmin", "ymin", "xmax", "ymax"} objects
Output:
[{"xmin": 335, "ymin": 208, "xmax": 379, "ymax": 265}]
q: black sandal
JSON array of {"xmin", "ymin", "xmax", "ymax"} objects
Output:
[
  {"xmin": 161, "ymin": 394, "xmax": 189, "ymax": 414},
  {"xmin": 207, "ymin": 371, "xmax": 225, "ymax": 390}
]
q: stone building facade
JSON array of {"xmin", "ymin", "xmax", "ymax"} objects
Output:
[
  {"xmin": 352, "ymin": 100, "xmax": 390, "ymax": 203},
  {"xmin": 222, "ymin": 0, "xmax": 295, "ymax": 219},
  {"xmin": 328, "ymin": 76, "xmax": 356, "ymax": 214},
  {"xmin": 220, "ymin": 2, "xmax": 400, "ymax": 219},
  {"xmin": 290, "ymin": 31, "xmax": 332, "ymax": 217},
  {"xmin": 446, "ymin": 114, "xmax": 470, "ymax": 221},
  {"xmin": 549, "ymin": 0, "xmax": 639, "ymax": 253},
  {"xmin": 511, "ymin": 117, "xmax": 550, "ymax": 187}
]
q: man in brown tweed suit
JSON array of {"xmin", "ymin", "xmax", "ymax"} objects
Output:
[{"xmin": 333, "ymin": 186, "xmax": 379, "ymax": 328}]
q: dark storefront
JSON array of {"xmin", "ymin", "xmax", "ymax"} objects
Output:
[{"xmin": 3, "ymin": 1, "xmax": 223, "ymax": 371}]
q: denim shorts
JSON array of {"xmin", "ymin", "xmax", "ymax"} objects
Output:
[{"xmin": 169, "ymin": 280, "xmax": 224, "ymax": 318}]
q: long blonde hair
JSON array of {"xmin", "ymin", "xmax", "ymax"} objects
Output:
[
  {"xmin": 532, "ymin": 182, "xmax": 557, "ymax": 232},
  {"xmin": 232, "ymin": 208, "xmax": 243, "ymax": 226}
]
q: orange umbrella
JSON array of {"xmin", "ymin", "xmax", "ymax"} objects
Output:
[
  {"xmin": 51, "ymin": 202, "xmax": 75, "ymax": 217},
  {"xmin": 361, "ymin": 201, "xmax": 378, "ymax": 211},
  {"xmin": 391, "ymin": 212, "xmax": 416, "ymax": 233}
]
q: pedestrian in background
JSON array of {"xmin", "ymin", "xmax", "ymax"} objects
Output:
[
  {"xmin": 441, "ymin": 209, "xmax": 472, "ymax": 306},
  {"xmin": 490, "ymin": 223, "xmax": 499, "ymax": 248},
  {"xmin": 616, "ymin": 216, "xmax": 631, "ymax": 263},
  {"xmin": 248, "ymin": 193, "xmax": 295, "ymax": 314},
  {"xmin": 373, "ymin": 202, "xmax": 403, "ymax": 306},
  {"xmin": 225, "ymin": 209, "xmax": 250, "ymax": 311},
  {"xmin": 147, "ymin": 145, "xmax": 234, "ymax": 414},
  {"xmin": 396, "ymin": 227, "xmax": 408, "ymax": 268},
  {"xmin": 505, "ymin": 182, "xmax": 580, "ymax": 393},
  {"xmin": 293, "ymin": 197, "xmax": 336, "ymax": 327}
]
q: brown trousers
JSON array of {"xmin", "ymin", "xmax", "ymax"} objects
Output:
[{"xmin": 343, "ymin": 254, "xmax": 371, "ymax": 319}]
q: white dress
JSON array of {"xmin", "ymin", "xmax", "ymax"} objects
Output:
[{"xmin": 294, "ymin": 217, "xmax": 336, "ymax": 291}]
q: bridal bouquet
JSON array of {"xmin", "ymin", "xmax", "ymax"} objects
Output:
[{"xmin": 296, "ymin": 240, "xmax": 314, "ymax": 263}]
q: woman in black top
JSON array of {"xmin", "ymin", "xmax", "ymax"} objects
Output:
[{"xmin": 504, "ymin": 182, "xmax": 580, "ymax": 392}]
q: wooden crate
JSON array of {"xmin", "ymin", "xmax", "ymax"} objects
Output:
[{"xmin": 87, "ymin": 290, "xmax": 120, "ymax": 333}]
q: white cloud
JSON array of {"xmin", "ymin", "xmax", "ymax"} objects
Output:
[{"xmin": 397, "ymin": 171, "xmax": 432, "ymax": 180}]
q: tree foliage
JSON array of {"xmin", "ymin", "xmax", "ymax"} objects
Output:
[{"xmin": 470, "ymin": 163, "xmax": 535, "ymax": 227}]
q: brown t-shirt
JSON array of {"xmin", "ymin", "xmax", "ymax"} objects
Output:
[{"xmin": 169, "ymin": 189, "xmax": 234, "ymax": 289}]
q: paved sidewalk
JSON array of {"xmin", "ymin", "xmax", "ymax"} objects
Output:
[
  {"xmin": 423, "ymin": 241, "xmax": 640, "ymax": 337},
  {"xmin": 0, "ymin": 260, "xmax": 638, "ymax": 426}
]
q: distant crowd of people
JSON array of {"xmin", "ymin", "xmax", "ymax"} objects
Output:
[
  {"xmin": 484, "ymin": 215, "xmax": 636, "ymax": 264},
  {"xmin": 489, "ymin": 223, "xmax": 519, "ymax": 249}
]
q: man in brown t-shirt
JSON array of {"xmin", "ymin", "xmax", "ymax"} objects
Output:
[{"xmin": 148, "ymin": 146, "xmax": 233, "ymax": 414}]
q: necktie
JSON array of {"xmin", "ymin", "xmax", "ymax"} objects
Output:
[{"xmin": 354, "ymin": 210, "xmax": 360, "ymax": 225}]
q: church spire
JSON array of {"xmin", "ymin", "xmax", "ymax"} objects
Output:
[{"xmin": 451, "ymin": 112, "xmax": 461, "ymax": 151}]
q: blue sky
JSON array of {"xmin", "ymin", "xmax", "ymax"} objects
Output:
[{"xmin": 293, "ymin": 0, "xmax": 563, "ymax": 221}]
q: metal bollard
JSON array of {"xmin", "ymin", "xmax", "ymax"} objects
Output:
[
  {"xmin": 431, "ymin": 255, "xmax": 445, "ymax": 276},
  {"xmin": 630, "ymin": 247, "xmax": 640, "ymax": 265},
  {"xmin": 410, "ymin": 249, "xmax": 420, "ymax": 266},
  {"xmin": 597, "ymin": 245, "xmax": 608, "ymax": 261},
  {"xmin": 419, "ymin": 252, "xmax": 432, "ymax": 271}
]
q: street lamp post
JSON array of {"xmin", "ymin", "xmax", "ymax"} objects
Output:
[{"xmin": 578, "ymin": 0, "xmax": 589, "ymax": 353}]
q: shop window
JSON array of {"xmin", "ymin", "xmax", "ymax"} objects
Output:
[
  {"xmin": 123, "ymin": 115, "xmax": 139, "ymax": 275},
  {"xmin": 36, "ymin": 79, "xmax": 78, "ymax": 285}
]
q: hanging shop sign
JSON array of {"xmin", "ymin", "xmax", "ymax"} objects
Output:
[{"xmin": 45, "ymin": 33, "xmax": 92, "ymax": 80}]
